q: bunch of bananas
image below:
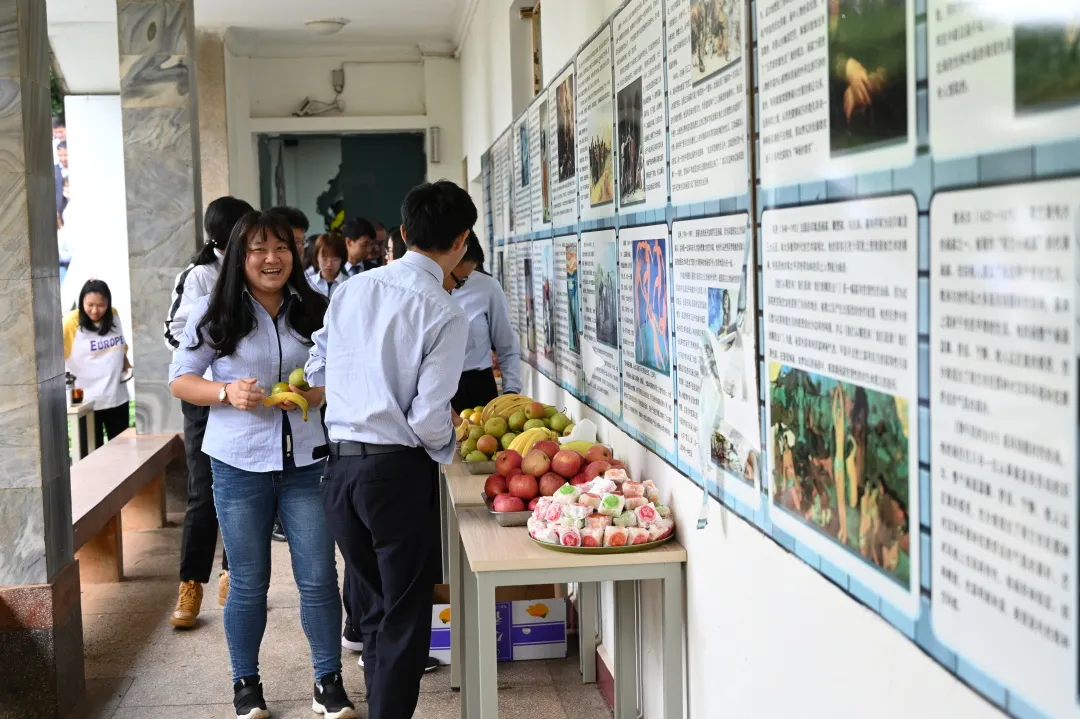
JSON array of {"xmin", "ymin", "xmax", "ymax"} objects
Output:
[
  {"xmin": 507, "ymin": 427, "xmax": 559, "ymax": 455},
  {"xmin": 480, "ymin": 393, "xmax": 534, "ymax": 424}
]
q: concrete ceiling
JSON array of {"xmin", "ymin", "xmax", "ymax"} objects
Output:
[{"xmin": 45, "ymin": 0, "xmax": 472, "ymax": 44}]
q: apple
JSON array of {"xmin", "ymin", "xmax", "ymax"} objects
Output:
[
  {"xmin": 493, "ymin": 494, "xmax": 525, "ymax": 512},
  {"xmin": 585, "ymin": 445, "xmax": 613, "ymax": 463},
  {"xmin": 508, "ymin": 473, "xmax": 538, "ymax": 501},
  {"xmin": 483, "ymin": 416, "xmax": 508, "ymax": 439},
  {"xmin": 484, "ymin": 473, "xmax": 507, "ymax": 499},
  {"xmin": 521, "ymin": 449, "xmax": 552, "ymax": 478},
  {"xmin": 551, "ymin": 449, "xmax": 583, "ymax": 479},
  {"xmin": 524, "ymin": 401, "xmax": 546, "ymax": 420},
  {"xmin": 538, "ymin": 472, "xmax": 565, "ymax": 497},
  {"xmin": 584, "ymin": 460, "xmax": 612, "ymax": 481},
  {"xmin": 609, "ymin": 459, "xmax": 627, "ymax": 471},
  {"xmin": 494, "ymin": 450, "xmax": 522, "ymax": 477},
  {"xmin": 527, "ymin": 497, "xmax": 541, "ymax": 511},
  {"xmin": 508, "ymin": 410, "xmax": 527, "ymax": 431},
  {"xmin": 533, "ymin": 440, "xmax": 561, "ymax": 459},
  {"xmin": 476, "ymin": 435, "xmax": 499, "ymax": 456},
  {"xmin": 569, "ymin": 473, "xmax": 590, "ymax": 487}
]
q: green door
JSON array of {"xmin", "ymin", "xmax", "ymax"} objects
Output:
[{"xmin": 341, "ymin": 133, "xmax": 427, "ymax": 229}]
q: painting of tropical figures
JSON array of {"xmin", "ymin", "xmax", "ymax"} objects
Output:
[{"xmin": 770, "ymin": 364, "xmax": 911, "ymax": 586}]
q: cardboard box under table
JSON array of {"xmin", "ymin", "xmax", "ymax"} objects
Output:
[{"xmin": 430, "ymin": 584, "xmax": 566, "ymax": 664}]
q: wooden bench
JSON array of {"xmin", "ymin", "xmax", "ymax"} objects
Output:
[{"xmin": 71, "ymin": 429, "xmax": 184, "ymax": 583}]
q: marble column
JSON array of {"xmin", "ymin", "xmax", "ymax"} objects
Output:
[
  {"xmin": 196, "ymin": 30, "xmax": 229, "ymax": 203},
  {"xmin": 118, "ymin": 0, "xmax": 202, "ymax": 434},
  {"xmin": 0, "ymin": 0, "xmax": 85, "ymax": 717}
]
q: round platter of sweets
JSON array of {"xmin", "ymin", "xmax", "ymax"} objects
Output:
[{"xmin": 525, "ymin": 469, "xmax": 676, "ymax": 554}]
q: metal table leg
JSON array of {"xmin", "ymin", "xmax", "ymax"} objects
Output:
[
  {"xmin": 662, "ymin": 564, "xmax": 685, "ymax": 719},
  {"xmin": 578, "ymin": 582, "xmax": 597, "ymax": 683},
  {"xmin": 449, "ymin": 506, "xmax": 463, "ymax": 690},
  {"xmin": 612, "ymin": 579, "xmax": 639, "ymax": 719},
  {"xmin": 462, "ymin": 554, "xmax": 479, "ymax": 718},
  {"xmin": 84, "ymin": 411, "xmax": 97, "ymax": 454},
  {"xmin": 475, "ymin": 572, "xmax": 500, "ymax": 718}
]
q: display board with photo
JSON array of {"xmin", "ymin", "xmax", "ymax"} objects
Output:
[
  {"xmin": 928, "ymin": 2, "xmax": 1080, "ymax": 159},
  {"xmin": 576, "ymin": 25, "xmax": 617, "ymax": 222},
  {"xmin": 613, "ymin": 0, "xmax": 670, "ymax": 212},
  {"xmin": 529, "ymin": 93, "xmax": 552, "ymax": 230},
  {"xmin": 619, "ymin": 224, "xmax": 677, "ymax": 456},
  {"xmin": 763, "ymin": 195, "xmax": 920, "ymax": 618},
  {"xmin": 553, "ymin": 234, "xmax": 584, "ymax": 394},
  {"xmin": 548, "ymin": 65, "xmax": 579, "ymax": 227},
  {"xmin": 492, "ymin": 132, "xmax": 510, "ymax": 242},
  {"xmin": 580, "ymin": 229, "xmax": 622, "ymax": 418},
  {"xmin": 672, "ymin": 214, "xmax": 760, "ymax": 507},
  {"xmin": 929, "ymin": 178, "xmax": 1079, "ymax": 719},
  {"xmin": 665, "ymin": 0, "xmax": 751, "ymax": 204},
  {"xmin": 531, "ymin": 237, "xmax": 557, "ymax": 377},
  {"xmin": 755, "ymin": 0, "xmax": 916, "ymax": 189},
  {"xmin": 513, "ymin": 115, "xmax": 533, "ymax": 237}
]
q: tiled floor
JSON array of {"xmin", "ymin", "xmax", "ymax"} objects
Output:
[{"xmin": 69, "ymin": 469, "xmax": 611, "ymax": 719}]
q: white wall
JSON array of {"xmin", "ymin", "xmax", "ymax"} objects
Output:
[
  {"xmin": 48, "ymin": 22, "xmax": 121, "ymax": 94},
  {"xmin": 60, "ymin": 95, "xmax": 133, "ymax": 359},
  {"xmin": 247, "ymin": 58, "xmax": 426, "ymax": 119},
  {"xmin": 460, "ymin": 4, "xmax": 1009, "ymax": 716}
]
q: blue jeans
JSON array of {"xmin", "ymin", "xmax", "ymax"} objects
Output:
[{"xmin": 211, "ymin": 458, "xmax": 342, "ymax": 682}]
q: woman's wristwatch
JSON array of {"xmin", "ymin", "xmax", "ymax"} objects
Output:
[{"xmin": 218, "ymin": 383, "xmax": 230, "ymax": 405}]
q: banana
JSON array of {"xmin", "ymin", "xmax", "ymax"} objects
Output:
[
  {"xmin": 264, "ymin": 392, "xmax": 310, "ymax": 421},
  {"xmin": 561, "ymin": 440, "xmax": 596, "ymax": 455},
  {"xmin": 483, "ymin": 393, "xmax": 536, "ymax": 423},
  {"xmin": 510, "ymin": 427, "xmax": 554, "ymax": 455}
]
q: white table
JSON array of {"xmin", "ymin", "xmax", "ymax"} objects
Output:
[
  {"xmin": 455, "ymin": 506, "xmax": 687, "ymax": 718},
  {"xmin": 440, "ymin": 460, "xmax": 599, "ymax": 691},
  {"xmin": 67, "ymin": 399, "xmax": 96, "ymax": 464}
]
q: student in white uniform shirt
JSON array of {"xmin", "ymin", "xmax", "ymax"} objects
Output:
[
  {"xmin": 443, "ymin": 232, "xmax": 522, "ymax": 412},
  {"xmin": 63, "ymin": 280, "xmax": 131, "ymax": 447},
  {"xmin": 306, "ymin": 233, "xmax": 348, "ymax": 300}
]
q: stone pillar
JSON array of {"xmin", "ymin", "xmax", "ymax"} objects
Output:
[
  {"xmin": 117, "ymin": 0, "xmax": 202, "ymax": 434},
  {"xmin": 0, "ymin": 0, "xmax": 85, "ymax": 716},
  {"xmin": 196, "ymin": 30, "xmax": 229, "ymax": 203}
]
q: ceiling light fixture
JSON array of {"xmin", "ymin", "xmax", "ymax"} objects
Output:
[{"xmin": 305, "ymin": 18, "xmax": 349, "ymax": 36}]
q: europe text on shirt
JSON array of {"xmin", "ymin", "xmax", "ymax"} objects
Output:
[
  {"xmin": 307, "ymin": 251, "xmax": 468, "ymax": 464},
  {"xmin": 168, "ymin": 291, "xmax": 326, "ymax": 473},
  {"xmin": 449, "ymin": 271, "xmax": 523, "ymax": 394},
  {"xmin": 63, "ymin": 309, "xmax": 130, "ymax": 412}
]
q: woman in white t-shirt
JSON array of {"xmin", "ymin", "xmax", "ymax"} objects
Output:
[{"xmin": 64, "ymin": 279, "xmax": 131, "ymax": 446}]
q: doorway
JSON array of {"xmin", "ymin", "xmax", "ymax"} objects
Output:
[{"xmin": 257, "ymin": 132, "xmax": 427, "ymax": 233}]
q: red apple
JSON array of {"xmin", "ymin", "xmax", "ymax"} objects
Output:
[
  {"xmin": 550, "ymin": 449, "xmax": 583, "ymax": 478},
  {"xmin": 508, "ymin": 473, "xmax": 539, "ymax": 501},
  {"xmin": 538, "ymin": 472, "xmax": 565, "ymax": 497},
  {"xmin": 495, "ymin": 450, "xmax": 522, "ymax": 477},
  {"xmin": 521, "ymin": 449, "xmax": 552, "ymax": 478},
  {"xmin": 484, "ymin": 473, "xmax": 507, "ymax": 499},
  {"xmin": 609, "ymin": 459, "xmax": 626, "ymax": 471},
  {"xmin": 585, "ymin": 445, "xmax": 613, "ymax": 463},
  {"xmin": 533, "ymin": 440, "xmax": 561, "ymax": 459},
  {"xmin": 493, "ymin": 494, "xmax": 525, "ymax": 512},
  {"xmin": 569, "ymin": 473, "xmax": 590, "ymax": 487},
  {"xmin": 584, "ymin": 460, "xmax": 612, "ymax": 481},
  {"xmin": 527, "ymin": 497, "xmax": 541, "ymax": 511}
]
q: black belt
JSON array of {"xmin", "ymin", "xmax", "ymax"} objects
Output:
[{"xmin": 329, "ymin": 441, "xmax": 417, "ymax": 458}]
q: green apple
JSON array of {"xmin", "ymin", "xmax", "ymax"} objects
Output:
[
  {"xmin": 484, "ymin": 416, "xmax": 508, "ymax": 439},
  {"xmin": 549, "ymin": 412, "xmax": 571, "ymax": 433},
  {"xmin": 523, "ymin": 418, "xmax": 547, "ymax": 431},
  {"xmin": 544, "ymin": 405, "xmax": 558, "ymax": 419},
  {"xmin": 468, "ymin": 426, "xmax": 485, "ymax": 442},
  {"xmin": 500, "ymin": 431, "xmax": 518, "ymax": 450}
]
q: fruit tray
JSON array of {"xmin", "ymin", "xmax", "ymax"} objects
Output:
[
  {"xmin": 529, "ymin": 534, "xmax": 675, "ymax": 554},
  {"xmin": 464, "ymin": 460, "xmax": 496, "ymax": 475},
  {"xmin": 481, "ymin": 493, "xmax": 532, "ymax": 527}
]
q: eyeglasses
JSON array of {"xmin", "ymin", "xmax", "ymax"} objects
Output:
[{"xmin": 450, "ymin": 271, "xmax": 468, "ymax": 290}]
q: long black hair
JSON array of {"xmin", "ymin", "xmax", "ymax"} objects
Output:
[
  {"xmin": 78, "ymin": 279, "xmax": 115, "ymax": 336},
  {"xmin": 191, "ymin": 196, "xmax": 255, "ymax": 267},
  {"xmin": 193, "ymin": 211, "xmax": 328, "ymax": 358}
]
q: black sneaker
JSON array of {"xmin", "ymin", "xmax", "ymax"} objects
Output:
[
  {"xmin": 425, "ymin": 656, "xmax": 440, "ymax": 673},
  {"xmin": 233, "ymin": 677, "xmax": 269, "ymax": 719},
  {"xmin": 340, "ymin": 624, "xmax": 363, "ymax": 653},
  {"xmin": 271, "ymin": 520, "xmax": 287, "ymax": 543},
  {"xmin": 312, "ymin": 672, "xmax": 357, "ymax": 719}
]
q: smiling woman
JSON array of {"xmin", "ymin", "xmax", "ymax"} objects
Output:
[{"xmin": 167, "ymin": 211, "xmax": 356, "ymax": 718}]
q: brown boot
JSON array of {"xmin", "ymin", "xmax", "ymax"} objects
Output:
[
  {"xmin": 218, "ymin": 571, "xmax": 230, "ymax": 607},
  {"xmin": 170, "ymin": 580, "xmax": 203, "ymax": 628}
]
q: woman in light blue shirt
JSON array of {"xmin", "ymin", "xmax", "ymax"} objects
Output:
[
  {"xmin": 445, "ymin": 232, "xmax": 522, "ymax": 412},
  {"xmin": 306, "ymin": 233, "xmax": 348, "ymax": 300},
  {"xmin": 169, "ymin": 211, "xmax": 356, "ymax": 719}
]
